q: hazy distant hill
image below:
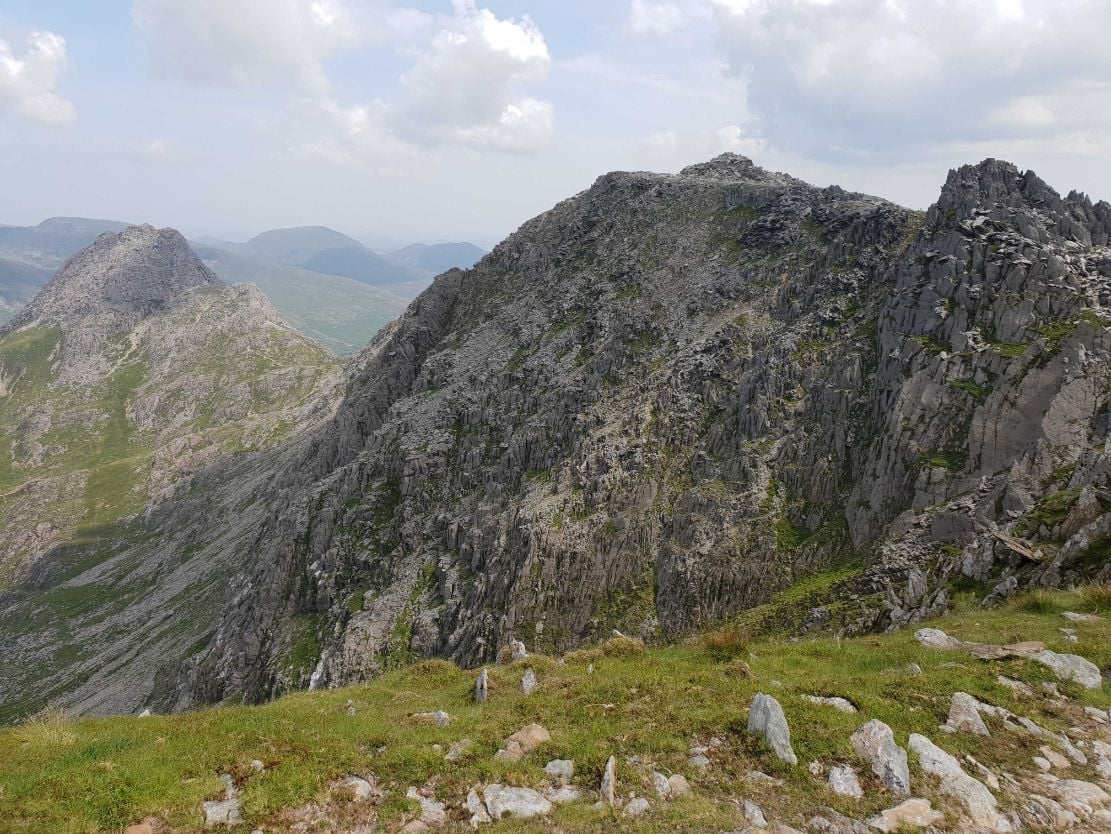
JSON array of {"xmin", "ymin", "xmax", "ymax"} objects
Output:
[
  {"xmin": 0, "ymin": 257, "xmax": 52, "ymax": 324},
  {"xmin": 383, "ymin": 241, "xmax": 485, "ymax": 275},
  {"xmin": 0, "ymin": 217, "xmax": 131, "ymax": 268},
  {"xmin": 195, "ymin": 245, "xmax": 408, "ymax": 355},
  {"xmin": 225, "ymin": 226, "xmax": 422, "ymax": 287}
]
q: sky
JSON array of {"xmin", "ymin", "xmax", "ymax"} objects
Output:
[{"xmin": 0, "ymin": 0, "xmax": 1109, "ymax": 249}]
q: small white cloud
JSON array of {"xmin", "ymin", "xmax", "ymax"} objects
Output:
[
  {"xmin": 0, "ymin": 30, "xmax": 75, "ymax": 124},
  {"xmin": 642, "ymin": 129, "xmax": 679, "ymax": 151},
  {"xmin": 629, "ymin": 0, "xmax": 684, "ymax": 35}
]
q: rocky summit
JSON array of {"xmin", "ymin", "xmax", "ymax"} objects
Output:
[
  {"xmin": 0, "ymin": 224, "xmax": 341, "ymax": 717},
  {"xmin": 1, "ymin": 155, "xmax": 1109, "ymax": 727}
]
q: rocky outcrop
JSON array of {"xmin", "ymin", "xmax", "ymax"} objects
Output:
[{"xmin": 3, "ymin": 155, "xmax": 1110, "ymax": 718}]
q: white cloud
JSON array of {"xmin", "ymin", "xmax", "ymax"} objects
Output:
[
  {"xmin": 717, "ymin": 124, "xmax": 764, "ymax": 156},
  {"xmin": 131, "ymin": 0, "xmax": 368, "ymax": 93},
  {"xmin": 629, "ymin": 0, "xmax": 684, "ymax": 35},
  {"xmin": 0, "ymin": 30, "xmax": 75, "ymax": 124},
  {"xmin": 709, "ymin": 0, "xmax": 1111, "ymax": 162},
  {"xmin": 394, "ymin": 0, "xmax": 553, "ymax": 152}
]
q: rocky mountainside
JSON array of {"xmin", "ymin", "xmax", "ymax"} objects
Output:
[
  {"xmin": 2, "ymin": 156, "xmax": 1109, "ymax": 721},
  {"xmin": 0, "ymin": 226, "xmax": 342, "ymax": 717}
]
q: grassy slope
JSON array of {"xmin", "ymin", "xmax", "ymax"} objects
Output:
[{"xmin": 2, "ymin": 586, "xmax": 1109, "ymax": 833}]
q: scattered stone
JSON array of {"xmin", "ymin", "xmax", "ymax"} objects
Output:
[
  {"xmin": 495, "ymin": 723, "xmax": 550, "ymax": 762},
  {"xmin": 803, "ymin": 695, "xmax": 857, "ymax": 713},
  {"xmin": 1063, "ymin": 611, "xmax": 1102, "ymax": 623},
  {"xmin": 1039, "ymin": 746, "xmax": 1071, "ymax": 770},
  {"xmin": 544, "ymin": 759, "xmax": 574, "ymax": 786},
  {"xmin": 866, "ymin": 798, "xmax": 943, "ymax": 832},
  {"xmin": 249, "ymin": 760, "xmax": 264, "ymax": 772},
  {"xmin": 651, "ymin": 771, "xmax": 671, "ymax": 799},
  {"xmin": 808, "ymin": 760, "xmax": 825, "ymax": 776},
  {"xmin": 1023, "ymin": 794, "xmax": 1079, "ymax": 830},
  {"xmin": 624, "ymin": 797, "xmax": 650, "ymax": 817},
  {"xmin": 908, "ymin": 734, "xmax": 1011, "ymax": 832},
  {"xmin": 688, "ymin": 753, "xmax": 711, "ymax": 769},
  {"xmin": 1060, "ymin": 628, "xmax": 1078, "ymax": 643},
  {"xmin": 202, "ymin": 775, "xmax": 241, "ymax": 829},
  {"xmin": 747, "ymin": 693, "xmax": 798, "ymax": 765},
  {"xmin": 1033, "ymin": 756, "xmax": 1052, "ymax": 772},
  {"xmin": 406, "ymin": 787, "xmax": 447, "ymax": 826},
  {"xmin": 546, "ymin": 786, "xmax": 581, "ymax": 804},
  {"xmin": 1031, "ymin": 650, "xmax": 1103, "ymax": 689},
  {"xmin": 467, "ymin": 788, "xmax": 492, "ymax": 826},
  {"xmin": 475, "ymin": 668, "xmax": 488, "ymax": 704},
  {"xmin": 905, "ymin": 662, "xmax": 923, "ymax": 675},
  {"xmin": 808, "ymin": 808, "xmax": 872, "ymax": 834},
  {"xmin": 484, "ymin": 785, "xmax": 552, "ymax": 821},
  {"xmin": 743, "ymin": 800, "xmax": 768, "ymax": 827},
  {"xmin": 1048, "ymin": 779, "xmax": 1110, "ymax": 816},
  {"xmin": 668, "ymin": 774, "xmax": 691, "ymax": 798},
  {"xmin": 850, "ymin": 720, "xmax": 910, "ymax": 796},
  {"xmin": 409, "ymin": 711, "xmax": 452, "ymax": 727},
  {"xmin": 828, "ymin": 764, "xmax": 863, "ymax": 799},
  {"xmin": 601, "ymin": 756, "xmax": 617, "ymax": 807},
  {"xmin": 914, "ymin": 628, "xmax": 961, "ymax": 649},
  {"xmin": 137, "ymin": 709, "xmax": 151, "ymax": 718},
  {"xmin": 997, "ymin": 675, "xmax": 1034, "ymax": 696},
  {"xmin": 1093, "ymin": 740, "xmax": 1111, "ymax": 779},
  {"xmin": 943, "ymin": 691, "xmax": 990, "ymax": 736},
  {"xmin": 1084, "ymin": 706, "xmax": 1109, "ymax": 724},
  {"xmin": 1056, "ymin": 736, "xmax": 1087, "ymax": 766},
  {"xmin": 509, "ymin": 639, "xmax": 528, "ymax": 662},
  {"xmin": 445, "ymin": 739, "xmax": 473, "ymax": 762},
  {"xmin": 124, "ymin": 824, "xmax": 153, "ymax": 834},
  {"xmin": 965, "ymin": 755, "xmax": 1000, "ymax": 790},
  {"xmin": 340, "ymin": 776, "xmax": 376, "ymax": 800},
  {"xmin": 521, "ymin": 667, "xmax": 538, "ymax": 695}
]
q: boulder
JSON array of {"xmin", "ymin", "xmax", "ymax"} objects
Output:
[
  {"xmin": 544, "ymin": 759, "xmax": 574, "ymax": 786},
  {"xmin": 474, "ymin": 668, "xmax": 488, "ymax": 703},
  {"xmin": 1048, "ymin": 779, "xmax": 1110, "ymax": 816},
  {"xmin": 445, "ymin": 738, "xmax": 473, "ymax": 762},
  {"xmin": 651, "ymin": 771, "xmax": 671, "ymax": 799},
  {"xmin": 667, "ymin": 773, "xmax": 691, "ymax": 798},
  {"xmin": 747, "ymin": 693, "xmax": 798, "ymax": 765},
  {"xmin": 409, "ymin": 710, "xmax": 452, "ymax": 727},
  {"xmin": 866, "ymin": 798, "xmax": 943, "ymax": 832},
  {"xmin": 406, "ymin": 787, "xmax": 447, "ymax": 826},
  {"xmin": 802, "ymin": 695, "xmax": 857, "ymax": 713},
  {"xmin": 509, "ymin": 639, "xmax": 528, "ymax": 661},
  {"xmin": 624, "ymin": 797, "xmax": 650, "ymax": 817},
  {"xmin": 601, "ymin": 755, "xmax": 617, "ymax": 807},
  {"xmin": 521, "ymin": 667, "xmax": 538, "ymax": 695},
  {"xmin": 908, "ymin": 733, "xmax": 1011, "ymax": 832},
  {"xmin": 495, "ymin": 723, "xmax": 550, "ymax": 762},
  {"xmin": 1031, "ymin": 650, "xmax": 1103, "ymax": 689},
  {"xmin": 828, "ymin": 764, "xmax": 863, "ymax": 799},
  {"xmin": 483, "ymin": 785, "xmax": 552, "ymax": 820},
  {"xmin": 743, "ymin": 800, "xmax": 768, "ymax": 827},
  {"xmin": 914, "ymin": 628, "xmax": 961, "ymax": 649},
  {"xmin": 339, "ymin": 776, "xmax": 376, "ymax": 800},
  {"xmin": 850, "ymin": 720, "xmax": 910, "ymax": 796},
  {"xmin": 943, "ymin": 692, "xmax": 990, "ymax": 735}
]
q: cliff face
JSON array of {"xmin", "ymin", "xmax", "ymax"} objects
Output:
[
  {"xmin": 179, "ymin": 155, "xmax": 1110, "ymax": 710},
  {"xmin": 3, "ymin": 158, "xmax": 1109, "ymax": 720}
]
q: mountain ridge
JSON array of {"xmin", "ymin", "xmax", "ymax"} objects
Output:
[{"xmin": 1, "ymin": 154, "xmax": 1108, "ymax": 723}]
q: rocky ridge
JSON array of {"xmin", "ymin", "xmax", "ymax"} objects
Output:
[{"xmin": 1, "ymin": 155, "xmax": 1109, "ymax": 720}]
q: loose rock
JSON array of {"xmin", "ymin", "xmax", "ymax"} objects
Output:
[
  {"xmin": 601, "ymin": 755, "xmax": 617, "ymax": 807},
  {"xmin": 866, "ymin": 798, "xmax": 943, "ymax": 832},
  {"xmin": 747, "ymin": 693, "xmax": 798, "ymax": 765},
  {"xmin": 828, "ymin": 764, "xmax": 863, "ymax": 799},
  {"xmin": 943, "ymin": 691, "xmax": 990, "ymax": 736},
  {"xmin": 544, "ymin": 759, "xmax": 574, "ymax": 786},
  {"xmin": 495, "ymin": 723, "xmax": 550, "ymax": 762},
  {"xmin": 850, "ymin": 720, "xmax": 910, "ymax": 796},
  {"xmin": 803, "ymin": 695, "xmax": 857, "ymax": 713},
  {"xmin": 1031, "ymin": 650, "xmax": 1103, "ymax": 689},
  {"xmin": 474, "ymin": 668, "xmax": 488, "ymax": 704},
  {"xmin": 521, "ymin": 667, "xmax": 538, "ymax": 695},
  {"xmin": 624, "ymin": 797, "xmax": 650, "ymax": 817},
  {"xmin": 483, "ymin": 785, "xmax": 552, "ymax": 820},
  {"xmin": 908, "ymin": 733, "xmax": 1011, "ymax": 832}
]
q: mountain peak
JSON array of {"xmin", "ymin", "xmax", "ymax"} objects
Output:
[{"xmin": 10, "ymin": 224, "xmax": 220, "ymax": 330}]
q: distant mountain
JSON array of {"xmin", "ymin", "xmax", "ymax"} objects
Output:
[
  {"xmin": 0, "ymin": 217, "xmax": 131, "ymax": 268},
  {"xmin": 195, "ymin": 245, "xmax": 408, "ymax": 355},
  {"xmin": 0, "ymin": 257, "xmax": 52, "ymax": 324},
  {"xmin": 227, "ymin": 226, "xmax": 422, "ymax": 287},
  {"xmin": 0, "ymin": 226, "xmax": 340, "ymax": 715},
  {"xmin": 383, "ymin": 241, "xmax": 486, "ymax": 275}
]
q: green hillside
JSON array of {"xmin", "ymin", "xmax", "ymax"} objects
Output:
[{"xmin": 2, "ymin": 585, "xmax": 1108, "ymax": 833}]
